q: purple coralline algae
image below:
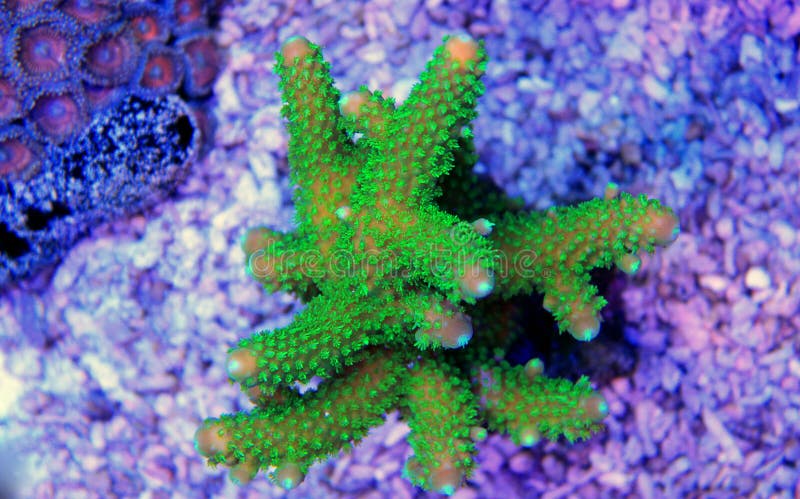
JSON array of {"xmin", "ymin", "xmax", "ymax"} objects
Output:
[{"xmin": 0, "ymin": 0, "xmax": 222, "ymax": 286}]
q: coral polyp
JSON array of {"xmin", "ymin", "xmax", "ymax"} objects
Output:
[
  {"xmin": 170, "ymin": 0, "xmax": 205, "ymax": 30},
  {"xmin": 124, "ymin": 4, "xmax": 168, "ymax": 44},
  {"xmin": 0, "ymin": 125, "xmax": 39, "ymax": 179},
  {"xmin": 82, "ymin": 81, "xmax": 124, "ymax": 112},
  {"xmin": 57, "ymin": 0, "xmax": 120, "ymax": 28},
  {"xmin": 135, "ymin": 43, "xmax": 184, "ymax": 96},
  {"xmin": 0, "ymin": 77, "xmax": 22, "ymax": 124},
  {"xmin": 177, "ymin": 31, "xmax": 219, "ymax": 97},
  {"xmin": 27, "ymin": 83, "xmax": 86, "ymax": 143},
  {"xmin": 1, "ymin": 0, "xmax": 49, "ymax": 18},
  {"xmin": 8, "ymin": 13, "xmax": 80, "ymax": 83},
  {"xmin": 81, "ymin": 27, "xmax": 138, "ymax": 85}
]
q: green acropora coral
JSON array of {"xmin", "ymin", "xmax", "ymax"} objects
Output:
[{"xmin": 194, "ymin": 35, "xmax": 680, "ymax": 494}]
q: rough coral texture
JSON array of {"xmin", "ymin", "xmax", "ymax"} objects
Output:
[
  {"xmin": 0, "ymin": 95, "xmax": 199, "ymax": 286},
  {"xmin": 195, "ymin": 35, "xmax": 680, "ymax": 494}
]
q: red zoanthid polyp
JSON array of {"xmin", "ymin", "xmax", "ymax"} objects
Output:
[
  {"xmin": 177, "ymin": 31, "xmax": 219, "ymax": 97},
  {"xmin": 26, "ymin": 82, "xmax": 87, "ymax": 144},
  {"xmin": 8, "ymin": 11, "xmax": 81, "ymax": 84},
  {"xmin": 81, "ymin": 25, "xmax": 139, "ymax": 85},
  {"xmin": 134, "ymin": 43, "xmax": 185, "ymax": 97}
]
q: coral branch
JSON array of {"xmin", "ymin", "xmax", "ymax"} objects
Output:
[
  {"xmin": 472, "ymin": 360, "xmax": 607, "ymax": 445},
  {"xmin": 402, "ymin": 355, "xmax": 478, "ymax": 494},
  {"xmin": 196, "ymin": 348, "xmax": 407, "ymax": 488},
  {"xmin": 491, "ymin": 190, "xmax": 679, "ymax": 340},
  {"xmin": 275, "ymin": 36, "xmax": 355, "ymax": 249}
]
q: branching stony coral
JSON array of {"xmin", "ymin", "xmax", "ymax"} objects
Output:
[{"xmin": 195, "ymin": 35, "xmax": 680, "ymax": 494}]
